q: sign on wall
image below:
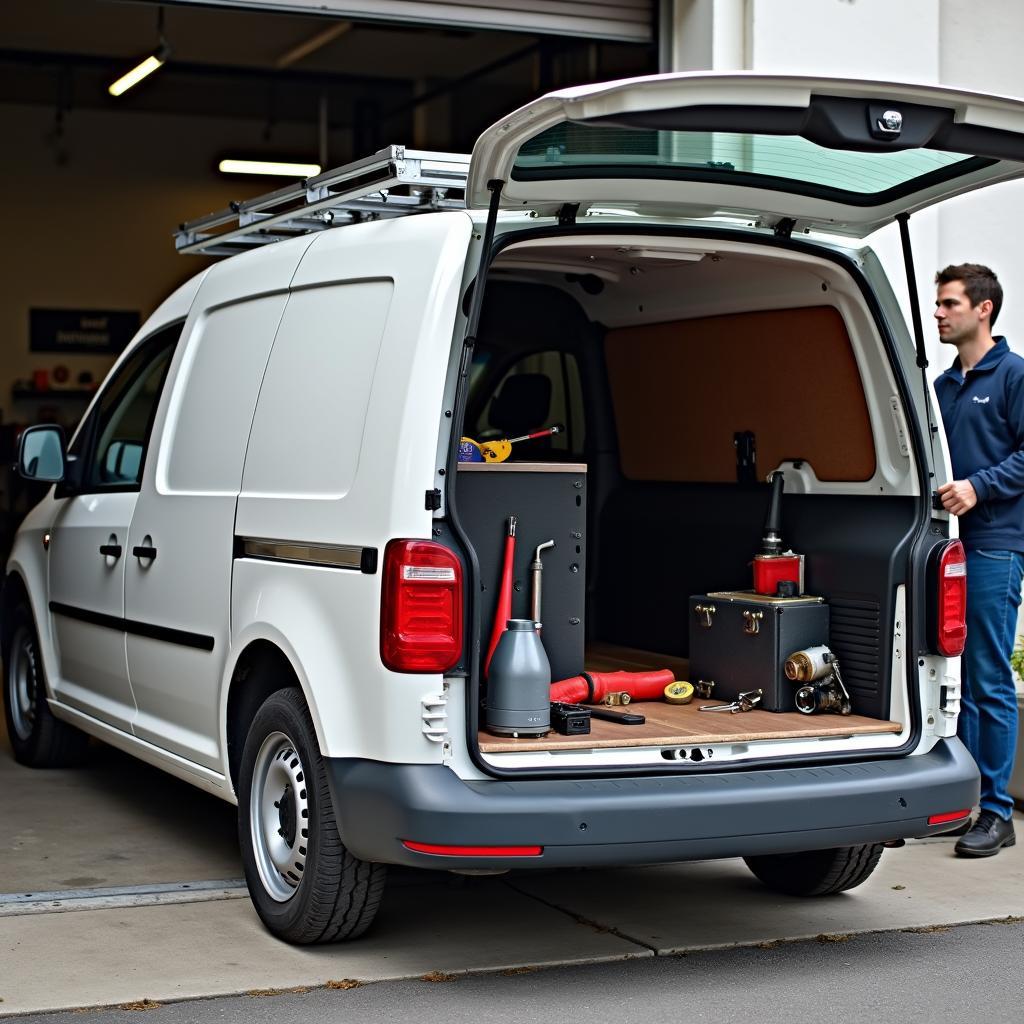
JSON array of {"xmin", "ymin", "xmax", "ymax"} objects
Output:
[{"xmin": 30, "ymin": 309, "xmax": 140, "ymax": 354}]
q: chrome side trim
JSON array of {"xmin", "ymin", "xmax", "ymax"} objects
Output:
[{"xmin": 238, "ymin": 538, "xmax": 378, "ymax": 574}]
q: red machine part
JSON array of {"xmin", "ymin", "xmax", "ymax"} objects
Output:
[{"xmin": 753, "ymin": 553, "xmax": 803, "ymax": 595}]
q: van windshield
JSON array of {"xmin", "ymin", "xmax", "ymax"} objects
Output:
[{"xmin": 512, "ymin": 123, "xmax": 987, "ymax": 203}]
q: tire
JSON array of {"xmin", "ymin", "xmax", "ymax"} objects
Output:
[
  {"xmin": 743, "ymin": 843, "xmax": 885, "ymax": 897},
  {"xmin": 2, "ymin": 603, "xmax": 89, "ymax": 768},
  {"xmin": 237, "ymin": 687, "xmax": 387, "ymax": 944}
]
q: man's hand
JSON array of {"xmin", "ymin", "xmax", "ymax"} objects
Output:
[{"xmin": 938, "ymin": 479, "xmax": 979, "ymax": 516}]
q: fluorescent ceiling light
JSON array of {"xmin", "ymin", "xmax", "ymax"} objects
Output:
[
  {"xmin": 108, "ymin": 53, "xmax": 166, "ymax": 97},
  {"xmin": 219, "ymin": 159, "xmax": 322, "ymax": 178}
]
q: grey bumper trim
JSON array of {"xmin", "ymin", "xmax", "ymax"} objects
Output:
[{"xmin": 327, "ymin": 739, "xmax": 979, "ymax": 868}]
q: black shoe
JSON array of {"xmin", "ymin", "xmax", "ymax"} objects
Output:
[{"xmin": 954, "ymin": 810, "xmax": 1016, "ymax": 857}]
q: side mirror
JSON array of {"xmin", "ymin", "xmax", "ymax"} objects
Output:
[{"xmin": 17, "ymin": 425, "xmax": 68, "ymax": 483}]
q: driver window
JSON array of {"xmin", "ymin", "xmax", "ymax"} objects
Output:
[
  {"xmin": 469, "ymin": 349, "xmax": 585, "ymax": 459},
  {"xmin": 84, "ymin": 323, "xmax": 181, "ymax": 490}
]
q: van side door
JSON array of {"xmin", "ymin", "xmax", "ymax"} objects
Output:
[
  {"xmin": 47, "ymin": 324, "xmax": 181, "ymax": 732},
  {"xmin": 122, "ymin": 243, "xmax": 313, "ymax": 772}
]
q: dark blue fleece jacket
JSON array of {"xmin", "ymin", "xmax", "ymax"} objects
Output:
[{"xmin": 935, "ymin": 337, "xmax": 1024, "ymax": 553}]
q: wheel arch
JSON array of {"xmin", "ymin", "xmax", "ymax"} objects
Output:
[
  {"xmin": 224, "ymin": 636, "xmax": 320, "ymax": 794},
  {"xmin": 1, "ymin": 571, "xmax": 30, "ymax": 656}
]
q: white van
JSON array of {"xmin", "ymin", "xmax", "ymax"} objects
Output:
[{"xmin": 7, "ymin": 73, "xmax": 1011, "ymax": 944}]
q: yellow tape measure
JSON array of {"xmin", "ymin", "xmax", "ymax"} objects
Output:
[{"xmin": 664, "ymin": 681, "xmax": 694, "ymax": 705}]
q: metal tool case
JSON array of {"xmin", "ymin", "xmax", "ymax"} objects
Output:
[{"xmin": 688, "ymin": 591, "xmax": 830, "ymax": 712}]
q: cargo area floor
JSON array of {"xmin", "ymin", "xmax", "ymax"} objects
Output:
[{"xmin": 477, "ymin": 642, "xmax": 903, "ymax": 752}]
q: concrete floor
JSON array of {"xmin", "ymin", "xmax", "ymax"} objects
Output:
[
  {"xmin": 0, "ymin": 731, "xmax": 240, "ymax": 893},
  {"xmin": 2, "ymin": 723, "xmax": 1023, "ymax": 1017}
]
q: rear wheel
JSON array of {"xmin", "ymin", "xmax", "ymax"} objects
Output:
[
  {"xmin": 237, "ymin": 687, "xmax": 386, "ymax": 944},
  {"xmin": 2, "ymin": 603, "xmax": 88, "ymax": 768},
  {"xmin": 743, "ymin": 843, "xmax": 884, "ymax": 897}
]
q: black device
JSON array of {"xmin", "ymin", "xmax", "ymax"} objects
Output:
[
  {"xmin": 688, "ymin": 591, "xmax": 830, "ymax": 712},
  {"xmin": 550, "ymin": 702, "xmax": 591, "ymax": 735}
]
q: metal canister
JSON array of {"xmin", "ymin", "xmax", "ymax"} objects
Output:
[
  {"xmin": 784, "ymin": 644, "xmax": 835, "ymax": 683},
  {"xmin": 484, "ymin": 619, "xmax": 551, "ymax": 736}
]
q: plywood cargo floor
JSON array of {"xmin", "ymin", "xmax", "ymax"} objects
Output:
[{"xmin": 477, "ymin": 642, "xmax": 902, "ymax": 753}]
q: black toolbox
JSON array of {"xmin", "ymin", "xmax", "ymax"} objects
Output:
[{"xmin": 688, "ymin": 591, "xmax": 829, "ymax": 712}]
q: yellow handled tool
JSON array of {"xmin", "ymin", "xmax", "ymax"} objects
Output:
[{"xmin": 461, "ymin": 424, "xmax": 563, "ymax": 464}]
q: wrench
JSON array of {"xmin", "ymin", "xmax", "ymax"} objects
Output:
[{"xmin": 699, "ymin": 689, "xmax": 763, "ymax": 713}]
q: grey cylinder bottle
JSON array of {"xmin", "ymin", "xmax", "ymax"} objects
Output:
[{"xmin": 485, "ymin": 619, "xmax": 551, "ymax": 736}]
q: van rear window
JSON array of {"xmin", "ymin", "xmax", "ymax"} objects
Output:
[
  {"xmin": 513, "ymin": 123, "xmax": 979, "ymax": 201},
  {"xmin": 604, "ymin": 306, "xmax": 875, "ymax": 483}
]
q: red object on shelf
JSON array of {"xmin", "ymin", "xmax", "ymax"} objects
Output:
[
  {"xmin": 550, "ymin": 668, "xmax": 675, "ymax": 704},
  {"xmin": 32, "ymin": 369, "xmax": 49, "ymax": 392}
]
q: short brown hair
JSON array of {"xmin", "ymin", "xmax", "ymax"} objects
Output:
[{"xmin": 935, "ymin": 263, "xmax": 1003, "ymax": 326}]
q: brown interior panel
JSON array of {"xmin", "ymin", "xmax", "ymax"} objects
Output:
[{"xmin": 604, "ymin": 306, "xmax": 876, "ymax": 482}]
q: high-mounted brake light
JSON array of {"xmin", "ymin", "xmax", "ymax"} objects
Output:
[
  {"xmin": 381, "ymin": 539, "xmax": 463, "ymax": 673},
  {"xmin": 936, "ymin": 540, "xmax": 967, "ymax": 657}
]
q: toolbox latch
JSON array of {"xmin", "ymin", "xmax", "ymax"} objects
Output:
[
  {"xmin": 694, "ymin": 603, "xmax": 716, "ymax": 628},
  {"xmin": 742, "ymin": 609, "xmax": 764, "ymax": 635}
]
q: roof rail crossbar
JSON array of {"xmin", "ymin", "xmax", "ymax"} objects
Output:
[{"xmin": 175, "ymin": 145, "xmax": 470, "ymax": 256}]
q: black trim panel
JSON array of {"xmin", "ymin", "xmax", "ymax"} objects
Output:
[{"xmin": 49, "ymin": 601, "xmax": 215, "ymax": 651}]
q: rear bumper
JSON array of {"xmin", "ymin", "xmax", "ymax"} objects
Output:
[{"xmin": 327, "ymin": 738, "xmax": 979, "ymax": 869}]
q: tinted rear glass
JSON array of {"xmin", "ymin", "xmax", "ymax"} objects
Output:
[{"xmin": 512, "ymin": 124, "xmax": 980, "ymax": 199}]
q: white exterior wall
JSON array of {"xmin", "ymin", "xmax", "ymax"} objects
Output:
[{"xmin": 670, "ymin": 0, "xmax": 1024, "ymax": 680}]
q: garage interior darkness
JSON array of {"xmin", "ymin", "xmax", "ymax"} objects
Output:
[{"xmin": 0, "ymin": 0, "xmax": 656, "ymax": 555}]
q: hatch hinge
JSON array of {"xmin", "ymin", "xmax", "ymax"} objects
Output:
[
  {"xmin": 557, "ymin": 202, "xmax": 580, "ymax": 227},
  {"xmin": 773, "ymin": 217, "xmax": 796, "ymax": 239},
  {"xmin": 425, "ymin": 488, "xmax": 442, "ymax": 511}
]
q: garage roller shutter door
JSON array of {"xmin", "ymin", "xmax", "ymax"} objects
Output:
[{"xmin": 182, "ymin": 0, "xmax": 654, "ymax": 42}]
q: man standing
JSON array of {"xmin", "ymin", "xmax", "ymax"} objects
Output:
[{"xmin": 934, "ymin": 263, "xmax": 1023, "ymax": 856}]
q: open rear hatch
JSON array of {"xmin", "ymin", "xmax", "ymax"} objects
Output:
[
  {"xmin": 459, "ymin": 73, "xmax": 1016, "ymax": 771},
  {"xmin": 468, "ymin": 73, "xmax": 1024, "ymax": 236}
]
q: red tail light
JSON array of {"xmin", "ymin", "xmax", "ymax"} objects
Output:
[
  {"xmin": 381, "ymin": 539, "xmax": 463, "ymax": 673},
  {"xmin": 936, "ymin": 539, "xmax": 967, "ymax": 657}
]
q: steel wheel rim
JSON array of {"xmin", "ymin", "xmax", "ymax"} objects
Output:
[
  {"xmin": 250, "ymin": 730, "xmax": 309, "ymax": 903},
  {"xmin": 7, "ymin": 625, "xmax": 38, "ymax": 742}
]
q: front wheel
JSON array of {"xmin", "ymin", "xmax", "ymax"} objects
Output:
[
  {"xmin": 3, "ymin": 603, "xmax": 88, "ymax": 768},
  {"xmin": 743, "ymin": 843, "xmax": 884, "ymax": 897},
  {"xmin": 237, "ymin": 688, "xmax": 386, "ymax": 944}
]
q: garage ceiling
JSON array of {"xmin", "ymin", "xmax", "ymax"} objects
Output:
[{"xmin": 1, "ymin": 0, "xmax": 656, "ymax": 154}]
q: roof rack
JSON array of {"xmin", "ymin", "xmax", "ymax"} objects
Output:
[{"xmin": 175, "ymin": 145, "xmax": 470, "ymax": 256}]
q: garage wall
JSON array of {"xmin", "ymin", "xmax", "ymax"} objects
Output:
[{"xmin": 0, "ymin": 101, "xmax": 343, "ymax": 433}]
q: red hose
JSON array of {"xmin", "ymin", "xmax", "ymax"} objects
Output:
[
  {"xmin": 484, "ymin": 519, "xmax": 517, "ymax": 677},
  {"xmin": 550, "ymin": 668, "xmax": 675, "ymax": 704}
]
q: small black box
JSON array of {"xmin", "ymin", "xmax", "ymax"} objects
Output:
[
  {"xmin": 688, "ymin": 591, "xmax": 830, "ymax": 712},
  {"xmin": 551, "ymin": 702, "xmax": 591, "ymax": 735}
]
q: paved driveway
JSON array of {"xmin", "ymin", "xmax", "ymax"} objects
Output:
[{"xmin": 2, "ymin": 727, "xmax": 1022, "ymax": 1017}]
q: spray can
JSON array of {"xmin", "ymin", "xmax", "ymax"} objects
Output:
[{"xmin": 484, "ymin": 619, "xmax": 551, "ymax": 737}]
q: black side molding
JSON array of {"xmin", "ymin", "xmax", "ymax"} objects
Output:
[{"xmin": 49, "ymin": 601, "xmax": 215, "ymax": 652}]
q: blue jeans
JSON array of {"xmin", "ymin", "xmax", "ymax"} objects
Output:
[{"xmin": 960, "ymin": 549, "xmax": 1024, "ymax": 820}]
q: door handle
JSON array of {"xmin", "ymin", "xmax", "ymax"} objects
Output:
[
  {"xmin": 133, "ymin": 545, "xmax": 157, "ymax": 561},
  {"xmin": 99, "ymin": 543, "xmax": 122, "ymax": 558}
]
